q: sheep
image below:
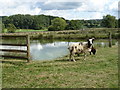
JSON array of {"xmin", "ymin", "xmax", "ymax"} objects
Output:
[{"xmin": 68, "ymin": 38, "xmax": 96, "ymax": 62}]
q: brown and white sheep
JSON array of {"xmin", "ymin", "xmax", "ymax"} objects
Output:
[{"xmin": 68, "ymin": 38, "xmax": 96, "ymax": 62}]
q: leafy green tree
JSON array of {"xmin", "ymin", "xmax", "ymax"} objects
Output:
[
  {"xmin": 7, "ymin": 24, "xmax": 16, "ymax": 33},
  {"xmin": 66, "ymin": 20, "xmax": 82, "ymax": 30},
  {"xmin": 82, "ymin": 20, "xmax": 102, "ymax": 28},
  {"xmin": 2, "ymin": 24, "xmax": 5, "ymax": 33},
  {"xmin": 118, "ymin": 19, "xmax": 120, "ymax": 28},
  {"xmin": 33, "ymin": 23, "xmax": 43, "ymax": 30},
  {"xmin": 33, "ymin": 15, "xmax": 58, "ymax": 30},
  {"xmin": 48, "ymin": 25, "xmax": 56, "ymax": 31},
  {"xmin": 2, "ymin": 14, "xmax": 58, "ymax": 30},
  {"xmin": 102, "ymin": 15, "xmax": 116, "ymax": 28},
  {"xmin": 48, "ymin": 18, "xmax": 67, "ymax": 31},
  {"xmin": 2, "ymin": 14, "xmax": 117, "ymax": 30},
  {"xmin": 115, "ymin": 19, "xmax": 118, "ymax": 28}
]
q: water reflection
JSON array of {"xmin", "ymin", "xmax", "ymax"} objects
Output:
[{"xmin": 30, "ymin": 42, "xmax": 69, "ymax": 60}]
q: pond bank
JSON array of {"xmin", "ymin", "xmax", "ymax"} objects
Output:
[
  {"xmin": 2, "ymin": 45, "xmax": 118, "ymax": 88},
  {"xmin": 1, "ymin": 28, "xmax": 119, "ymax": 39}
]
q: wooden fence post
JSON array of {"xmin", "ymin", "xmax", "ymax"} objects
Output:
[
  {"xmin": 68, "ymin": 31, "xmax": 70, "ymax": 46},
  {"xmin": 26, "ymin": 35, "xmax": 30, "ymax": 62},
  {"xmin": 108, "ymin": 32, "xmax": 112, "ymax": 47}
]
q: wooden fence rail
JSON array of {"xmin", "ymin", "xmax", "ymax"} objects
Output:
[{"xmin": 0, "ymin": 35, "xmax": 30, "ymax": 62}]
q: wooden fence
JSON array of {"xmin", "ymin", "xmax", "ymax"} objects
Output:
[{"xmin": 0, "ymin": 35, "xmax": 30, "ymax": 62}]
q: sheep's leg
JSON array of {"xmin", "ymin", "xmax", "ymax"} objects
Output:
[
  {"xmin": 77, "ymin": 53, "xmax": 80, "ymax": 56},
  {"xmin": 83, "ymin": 52, "xmax": 86, "ymax": 60},
  {"xmin": 69, "ymin": 53, "xmax": 75, "ymax": 62},
  {"xmin": 69, "ymin": 53, "xmax": 72, "ymax": 61},
  {"xmin": 69, "ymin": 54, "xmax": 76, "ymax": 62},
  {"xmin": 72, "ymin": 55, "xmax": 76, "ymax": 62},
  {"xmin": 71, "ymin": 53, "xmax": 76, "ymax": 62},
  {"xmin": 90, "ymin": 52, "xmax": 92, "ymax": 55}
]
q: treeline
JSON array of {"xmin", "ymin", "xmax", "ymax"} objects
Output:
[
  {"xmin": 1, "ymin": 14, "xmax": 119, "ymax": 32},
  {"xmin": 2, "ymin": 14, "xmax": 59, "ymax": 30}
]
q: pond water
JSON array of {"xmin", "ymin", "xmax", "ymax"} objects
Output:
[
  {"xmin": 1, "ymin": 39, "xmax": 118, "ymax": 61},
  {"xmin": 30, "ymin": 41, "xmax": 69, "ymax": 60}
]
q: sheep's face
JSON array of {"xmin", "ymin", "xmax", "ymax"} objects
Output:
[
  {"xmin": 88, "ymin": 38, "xmax": 95, "ymax": 46},
  {"xmin": 89, "ymin": 39, "xmax": 93, "ymax": 45}
]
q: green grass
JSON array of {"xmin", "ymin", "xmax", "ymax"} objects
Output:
[
  {"xmin": 2, "ymin": 45, "xmax": 118, "ymax": 88},
  {"xmin": 15, "ymin": 29, "xmax": 48, "ymax": 32}
]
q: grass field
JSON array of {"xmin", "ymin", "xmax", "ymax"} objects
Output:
[
  {"xmin": 2, "ymin": 29, "xmax": 48, "ymax": 33},
  {"xmin": 15, "ymin": 29, "xmax": 48, "ymax": 32},
  {"xmin": 2, "ymin": 45, "xmax": 118, "ymax": 88}
]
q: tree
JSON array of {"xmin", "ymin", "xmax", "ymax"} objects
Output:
[
  {"xmin": 7, "ymin": 24, "xmax": 16, "ymax": 33},
  {"xmin": 2, "ymin": 14, "xmax": 58, "ymax": 30},
  {"xmin": 118, "ymin": 19, "xmax": 120, "ymax": 28},
  {"xmin": 33, "ymin": 23, "xmax": 43, "ymax": 30},
  {"xmin": 48, "ymin": 18, "xmax": 67, "ymax": 31},
  {"xmin": 48, "ymin": 25, "xmax": 56, "ymax": 31},
  {"xmin": 2, "ymin": 24, "xmax": 5, "ymax": 33},
  {"xmin": 102, "ymin": 15, "xmax": 116, "ymax": 28},
  {"xmin": 66, "ymin": 20, "xmax": 82, "ymax": 30},
  {"xmin": 115, "ymin": 19, "xmax": 118, "ymax": 28}
]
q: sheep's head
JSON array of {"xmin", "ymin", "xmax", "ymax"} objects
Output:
[{"xmin": 87, "ymin": 38, "xmax": 95, "ymax": 47}]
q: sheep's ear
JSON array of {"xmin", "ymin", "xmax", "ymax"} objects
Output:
[
  {"xmin": 79, "ymin": 42, "xmax": 81, "ymax": 45},
  {"xmin": 87, "ymin": 38, "xmax": 89, "ymax": 41},
  {"xmin": 92, "ymin": 37, "xmax": 95, "ymax": 40}
]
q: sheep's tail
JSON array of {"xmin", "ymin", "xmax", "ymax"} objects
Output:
[
  {"xmin": 79, "ymin": 42, "xmax": 83, "ymax": 45},
  {"xmin": 68, "ymin": 46, "xmax": 74, "ymax": 51}
]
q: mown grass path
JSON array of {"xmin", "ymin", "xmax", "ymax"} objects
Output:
[{"xmin": 2, "ymin": 45, "xmax": 118, "ymax": 88}]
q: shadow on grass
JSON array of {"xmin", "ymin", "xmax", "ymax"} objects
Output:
[
  {"xmin": 54, "ymin": 59, "xmax": 69, "ymax": 62},
  {"xmin": 2, "ymin": 60, "xmax": 27, "ymax": 66},
  {"xmin": 54, "ymin": 57, "xmax": 83, "ymax": 62}
]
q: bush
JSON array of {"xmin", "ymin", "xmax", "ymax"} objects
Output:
[
  {"xmin": 66, "ymin": 20, "xmax": 82, "ymax": 30},
  {"xmin": 34, "ymin": 24, "xmax": 43, "ymax": 30},
  {"xmin": 48, "ymin": 18, "xmax": 67, "ymax": 31},
  {"xmin": 48, "ymin": 25, "xmax": 56, "ymax": 31},
  {"xmin": 7, "ymin": 24, "xmax": 16, "ymax": 33}
]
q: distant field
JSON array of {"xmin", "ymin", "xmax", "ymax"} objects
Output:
[
  {"xmin": 1, "ymin": 28, "xmax": 119, "ymax": 39},
  {"xmin": 15, "ymin": 29, "xmax": 48, "ymax": 32},
  {"xmin": 2, "ymin": 45, "xmax": 118, "ymax": 88}
]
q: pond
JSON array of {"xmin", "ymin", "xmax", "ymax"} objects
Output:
[
  {"xmin": 1, "ymin": 39, "xmax": 118, "ymax": 61},
  {"xmin": 30, "ymin": 41, "xmax": 68, "ymax": 60}
]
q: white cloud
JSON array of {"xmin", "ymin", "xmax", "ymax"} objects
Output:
[
  {"xmin": 109, "ymin": 1, "xmax": 118, "ymax": 11},
  {"xmin": 0, "ymin": 0, "xmax": 42, "ymax": 16},
  {"xmin": 44, "ymin": 0, "xmax": 84, "ymax": 3},
  {"xmin": 40, "ymin": 9, "xmax": 72, "ymax": 19},
  {"xmin": 89, "ymin": 12, "xmax": 106, "ymax": 19},
  {"xmin": 75, "ymin": 3, "xmax": 87, "ymax": 12},
  {"xmin": 0, "ymin": 0, "xmax": 119, "ymax": 19},
  {"xmin": 75, "ymin": 0, "xmax": 109, "ymax": 12}
]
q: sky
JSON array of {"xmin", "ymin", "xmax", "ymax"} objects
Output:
[{"xmin": 0, "ymin": 0, "xmax": 119, "ymax": 20}]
